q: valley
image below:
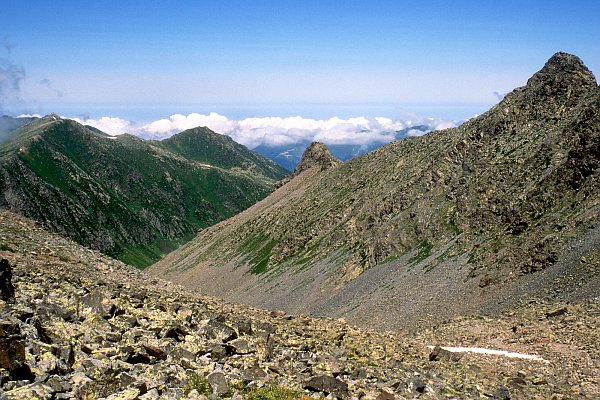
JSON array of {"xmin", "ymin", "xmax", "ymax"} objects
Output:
[
  {"xmin": 0, "ymin": 210, "xmax": 598, "ymax": 399},
  {"xmin": 0, "ymin": 52, "xmax": 598, "ymax": 399}
]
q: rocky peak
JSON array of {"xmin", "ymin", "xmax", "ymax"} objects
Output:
[
  {"xmin": 292, "ymin": 142, "xmax": 340, "ymax": 177},
  {"xmin": 46, "ymin": 113, "xmax": 62, "ymax": 121},
  {"xmin": 524, "ymin": 52, "xmax": 597, "ymax": 103},
  {"xmin": 482, "ymin": 52, "xmax": 599, "ymax": 126}
]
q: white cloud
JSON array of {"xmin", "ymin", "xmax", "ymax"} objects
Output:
[
  {"xmin": 406, "ymin": 129, "xmax": 427, "ymax": 137},
  {"xmin": 67, "ymin": 111, "xmax": 459, "ymax": 149},
  {"xmin": 69, "ymin": 116, "xmax": 136, "ymax": 136},
  {"xmin": 142, "ymin": 112, "xmax": 236, "ymax": 138},
  {"xmin": 431, "ymin": 120, "xmax": 456, "ymax": 130}
]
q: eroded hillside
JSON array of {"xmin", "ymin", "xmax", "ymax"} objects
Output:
[{"xmin": 150, "ymin": 52, "xmax": 600, "ymax": 329}]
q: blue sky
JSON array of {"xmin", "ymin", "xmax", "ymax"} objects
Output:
[{"xmin": 1, "ymin": 1, "xmax": 599, "ymax": 143}]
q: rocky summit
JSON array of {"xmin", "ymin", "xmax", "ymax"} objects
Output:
[
  {"xmin": 289, "ymin": 142, "xmax": 341, "ymax": 178},
  {"xmin": 150, "ymin": 52, "xmax": 600, "ymax": 331},
  {"xmin": 0, "ymin": 210, "xmax": 599, "ymax": 399}
]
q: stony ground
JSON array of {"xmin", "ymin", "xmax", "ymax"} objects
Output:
[{"xmin": 0, "ymin": 210, "xmax": 598, "ymax": 399}]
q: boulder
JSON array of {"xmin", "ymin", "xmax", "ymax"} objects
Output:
[
  {"xmin": 304, "ymin": 375, "xmax": 349, "ymax": 399},
  {"xmin": 0, "ymin": 259, "xmax": 15, "ymax": 303}
]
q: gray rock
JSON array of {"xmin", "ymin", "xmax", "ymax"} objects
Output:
[
  {"xmin": 226, "ymin": 339, "xmax": 252, "ymax": 355},
  {"xmin": 428, "ymin": 346, "xmax": 463, "ymax": 362},
  {"xmin": 207, "ymin": 371, "xmax": 228, "ymax": 396},
  {"xmin": 142, "ymin": 343, "xmax": 167, "ymax": 360},
  {"xmin": 236, "ymin": 321, "xmax": 253, "ymax": 336},
  {"xmin": 208, "ymin": 343, "xmax": 228, "ymax": 361},
  {"xmin": 0, "ymin": 321, "xmax": 27, "ymax": 376},
  {"xmin": 206, "ymin": 320, "xmax": 237, "ymax": 343},
  {"xmin": 164, "ymin": 325, "xmax": 189, "ymax": 342},
  {"xmin": 304, "ymin": 375, "xmax": 349, "ymax": 399},
  {"xmin": 494, "ymin": 386, "xmax": 512, "ymax": 399},
  {"xmin": 139, "ymin": 388, "xmax": 160, "ymax": 400},
  {"xmin": 242, "ymin": 366, "xmax": 267, "ymax": 382},
  {"xmin": 406, "ymin": 377, "xmax": 425, "ymax": 393},
  {"xmin": 80, "ymin": 291, "xmax": 109, "ymax": 318}
]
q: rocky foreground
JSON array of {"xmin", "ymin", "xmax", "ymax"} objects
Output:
[{"xmin": 0, "ymin": 210, "xmax": 598, "ymax": 399}]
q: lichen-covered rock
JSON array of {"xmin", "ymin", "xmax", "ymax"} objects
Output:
[
  {"xmin": 0, "ymin": 209, "xmax": 598, "ymax": 399},
  {"xmin": 0, "ymin": 259, "xmax": 15, "ymax": 303}
]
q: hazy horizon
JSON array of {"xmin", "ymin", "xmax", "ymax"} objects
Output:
[{"xmin": 2, "ymin": 1, "xmax": 599, "ymax": 148}]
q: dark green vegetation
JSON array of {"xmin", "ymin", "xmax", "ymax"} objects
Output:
[
  {"xmin": 159, "ymin": 126, "xmax": 287, "ymax": 181},
  {"xmin": 0, "ymin": 115, "xmax": 288, "ymax": 267}
]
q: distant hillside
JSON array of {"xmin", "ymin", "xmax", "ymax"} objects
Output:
[
  {"xmin": 150, "ymin": 52, "xmax": 600, "ymax": 329},
  {"xmin": 0, "ymin": 115, "xmax": 38, "ymax": 142},
  {"xmin": 158, "ymin": 126, "xmax": 289, "ymax": 179},
  {"xmin": 0, "ymin": 116, "xmax": 286, "ymax": 267}
]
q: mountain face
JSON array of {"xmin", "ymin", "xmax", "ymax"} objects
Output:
[
  {"xmin": 150, "ymin": 52, "xmax": 600, "ymax": 329},
  {"xmin": 0, "ymin": 116, "xmax": 286, "ymax": 267},
  {"xmin": 158, "ymin": 126, "xmax": 289, "ymax": 179}
]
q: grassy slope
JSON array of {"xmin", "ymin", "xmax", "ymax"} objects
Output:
[
  {"xmin": 0, "ymin": 117, "xmax": 280, "ymax": 268},
  {"xmin": 158, "ymin": 126, "xmax": 289, "ymax": 181}
]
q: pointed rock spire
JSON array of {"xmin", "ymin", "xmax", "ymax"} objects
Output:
[
  {"xmin": 525, "ymin": 52, "xmax": 597, "ymax": 99},
  {"xmin": 292, "ymin": 142, "xmax": 340, "ymax": 176},
  {"xmin": 486, "ymin": 52, "xmax": 599, "ymax": 124}
]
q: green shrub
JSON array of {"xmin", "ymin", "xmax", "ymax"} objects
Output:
[
  {"xmin": 409, "ymin": 240, "xmax": 433, "ymax": 265},
  {"xmin": 0, "ymin": 243, "xmax": 15, "ymax": 252},
  {"xmin": 246, "ymin": 385, "xmax": 305, "ymax": 400},
  {"xmin": 184, "ymin": 374, "xmax": 212, "ymax": 396}
]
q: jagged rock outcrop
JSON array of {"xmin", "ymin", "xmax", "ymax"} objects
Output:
[
  {"xmin": 0, "ymin": 210, "xmax": 598, "ymax": 399},
  {"xmin": 150, "ymin": 52, "xmax": 600, "ymax": 329},
  {"xmin": 291, "ymin": 142, "xmax": 341, "ymax": 176},
  {"xmin": 276, "ymin": 142, "xmax": 341, "ymax": 188}
]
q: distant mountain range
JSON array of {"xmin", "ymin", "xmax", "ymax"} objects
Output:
[
  {"xmin": 0, "ymin": 115, "xmax": 288, "ymax": 267},
  {"xmin": 253, "ymin": 125, "xmax": 431, "ymax": 170},
  {"xmin": 150, "ymin": 52, "xmax": 600, "ymax": 329}
]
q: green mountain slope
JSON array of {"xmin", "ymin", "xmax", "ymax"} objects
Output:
[
  {"xmin": 158, "ymin": 126, "xmax": 289, "ymax": 180},
  {"xmin": 0, "ymin": 116, "xmax": 283, "ymax": 267},
  {"xmin": 150, "ymin": 52, "xmax": 600, "ymax": 329}
]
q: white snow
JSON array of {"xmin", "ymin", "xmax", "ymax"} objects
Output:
[{"xmin": 428, "ymin": 346, "xmax": 549, "ymax": 363}]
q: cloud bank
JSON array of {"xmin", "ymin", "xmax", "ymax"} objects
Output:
[
  {"xmin": 70, "ymin": 112, "xmax": 458, "ymax": 150},
  {"xmin": 0, "ymin": 57, "xmax": 26, "ymax": 111}
]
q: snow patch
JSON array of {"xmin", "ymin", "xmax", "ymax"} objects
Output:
[{"xmin": 427, "ymin": 346, "xmax": 549, "ymax": 363}]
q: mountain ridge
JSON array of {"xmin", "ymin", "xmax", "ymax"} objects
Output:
[
  {"xmin": 150, "ymin": 52, "xmax": 600, "ymax": 329},
  {"xmin": 0, "ymin": 116, "xmax": 286, "ymax": 267},
  {"xmin": 158, "ymin": 126, "xmax": 289, "ymax": 180}
]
